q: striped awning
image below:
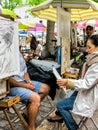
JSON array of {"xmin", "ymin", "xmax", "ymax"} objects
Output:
[
  {"xmin": 71, "ymin": 8, "xmax": 98, "ymax": 21},
  {"xmin": 31, "ymin": 0, "xmax": 98, "ymax": 22},
  {"xmin": 32, "ymin": 7, "xmax": 57, "ymax": 22}
]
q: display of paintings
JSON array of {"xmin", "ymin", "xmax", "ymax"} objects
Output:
[{"xmin": 0, "ymin": 16, "xmax": 20, "ymax": 79}]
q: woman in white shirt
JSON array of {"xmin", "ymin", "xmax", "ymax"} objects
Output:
[{"xmin": 48, "ymin": 34, "xmax": 98, "ymax": 130}]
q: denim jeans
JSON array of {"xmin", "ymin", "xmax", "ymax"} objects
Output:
[{"xmin": 56, "ymin": 91, "xmax": 78, "ymax": 130}]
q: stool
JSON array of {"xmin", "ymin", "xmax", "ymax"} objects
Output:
[{"xmin": 0, "ymin": 80, "xmax": 28, "ymax": 130}]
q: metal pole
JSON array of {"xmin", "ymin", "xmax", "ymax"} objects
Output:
[{"xmin": 61, "ymin": 0, "xmax": 63, "ymax": 8}]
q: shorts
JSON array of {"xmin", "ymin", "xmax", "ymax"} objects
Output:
[{"xmin": 10, "ymin": 80, "xmax": 42, "ymax": 105}]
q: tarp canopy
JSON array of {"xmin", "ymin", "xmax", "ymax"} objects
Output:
[
  {"xmin": 31, "ymin": 0, "xmax": 98, "ymax": 21},
  {"xmin": 18, "ymin": 22, "xmax": 33, "ymax": 29},
  {"xmin": 76, "ymin": 20, "xmax": 98, "ymax": 28},
  {"xmin": 27, "ymin": 23, "xmax": 47, "ymax": 32},
  {"xmin": 18, "ymin": 19, "xmax": 46, "ymax": 30},
  {"xmin": 0, "ymin": 7, "xmax": 18, "ymax": 19}
]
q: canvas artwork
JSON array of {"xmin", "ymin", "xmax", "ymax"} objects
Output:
[{"xmin": 0, "ymin": 17, "xmax": 20, "ymax": 79}]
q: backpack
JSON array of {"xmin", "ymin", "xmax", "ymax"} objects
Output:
[{"xmin": 27, "ymin": 61, "xmax": 59, "ymax": 100}]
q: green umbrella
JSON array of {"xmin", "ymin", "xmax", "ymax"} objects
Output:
[
  {"xmin": 18, "ymin": 22, "xmax": 33, "ymax": 29},
  {"xmin": 0, "ymin": 8, "xmax": 18, "ymax": 19}
]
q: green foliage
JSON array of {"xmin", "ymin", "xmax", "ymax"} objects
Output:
[
  {"xmin": 1, "ymin": 0, "xmax": 23, "ymax": 10},
  {"xmin": 26, "ymin": 0, "xmax": 46, "ymax": 5},
  {"xmin": 93, "ymin": 0, "xmax": 98, "ymax": 2},
  {"xmin": 0, "ymin": 0, "xmax": 46, "ymax": 10},
  {"xmin": 0, "ymin": 0, "xmax": 97, "ymax": 10}
]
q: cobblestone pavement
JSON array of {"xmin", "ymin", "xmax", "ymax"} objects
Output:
[
  {"xmin": 0, "ymin": 96, "xmax": 55, "ymax": 130},
  {"xmin": 36, "ymin": 109, "xmax": 98, "ymax": 130},
  {"xmin": 0, "ymin": 95, "xmax": 98, "ymax": 130}
]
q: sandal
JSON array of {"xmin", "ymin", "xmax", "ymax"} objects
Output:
[
  {"xmin": 55, "ymin": 111, "xmax": 62, "ymax": 116},
  {"xmin": 47, "ymin": 116, "xmax": 63, "ymax": 123}
]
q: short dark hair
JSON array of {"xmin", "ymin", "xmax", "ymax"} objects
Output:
[
  {"xmin": 86, "ymin": 25, "xmax": 94, "ymax": 30},
  {"xmin": 88, "ymin": 34, "xmax": 98, "ymax": 47}
]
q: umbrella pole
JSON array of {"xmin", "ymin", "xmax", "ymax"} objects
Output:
[{"xmin": 61, "ymin": 0, "xmax": 63, "ymax": 8}]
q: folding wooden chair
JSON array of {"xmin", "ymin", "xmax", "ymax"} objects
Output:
[{"xmin": 0, "ymin": 79, "xmax": 29, "ymax": 130}]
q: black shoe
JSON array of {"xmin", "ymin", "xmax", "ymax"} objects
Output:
[
  {"xmin": 47, "ymin": 117, "xmax": 63, "ymax": 123},
  {"xmin": 55, "ymin": 111, "xmax": 62, "ymax": 116},
  {"xmin": 22, "ymin": 113, "xmax": 29, "ymax": 124}
]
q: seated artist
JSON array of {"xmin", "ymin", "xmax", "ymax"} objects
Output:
[{"xmin": 48, "ymin": 34, "xmax": 98, "ymax": 130}]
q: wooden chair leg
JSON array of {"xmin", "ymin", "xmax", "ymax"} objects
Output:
[
  {"xmin": 12, "ymin": 104, "xmax": 29, "ymax": 129},
  {"xmin": 59, "ymin": 123, "xmax": 63, "ymax": 130},
  {"xmin": 3, "ymin": 109, "xmax": 15, "ymax": 130}
]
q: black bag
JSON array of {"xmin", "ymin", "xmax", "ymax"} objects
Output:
[{"xmin": 27, "ymin": 61, "xmax": 58, "ymax": 100}]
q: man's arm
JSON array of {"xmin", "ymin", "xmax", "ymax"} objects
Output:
[
  {"xmin": 77, "ymin": 47, "xmax": 87, "ymax": 53},
  {"xmin": 8, "ymin": 77, "xmax": 27, "ymax": 88},
  {"xmin": 8, "ymin": 76, "xmax": 35, "ymax": 90},
  {"xmin": 71, "ymin": 45, "xmax": 87, "ymax": 53},
  {"xmin": 23, "ymin": 72, "xmax": 32, "ymax": 83}
]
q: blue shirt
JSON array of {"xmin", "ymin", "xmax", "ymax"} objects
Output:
[{"xmin": 12, "ymin": 52, "xmax": 27, "ymax": 81}]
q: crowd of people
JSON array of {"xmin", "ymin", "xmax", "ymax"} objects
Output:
[{"xmin": 21, "ymin": 34, "xmax": 43, "ymax": 61}]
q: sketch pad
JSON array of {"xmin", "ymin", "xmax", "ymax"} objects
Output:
[
  {"xmin": 52, "ymin": 67, "xmax": 67, "ymax": 94},
  {"xmin": 0, "ymin": 17, "xmax": 20, "ymax": 79}
]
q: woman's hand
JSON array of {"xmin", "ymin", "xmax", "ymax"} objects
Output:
[{"xmin": 57, "ymin": 79, "xmax": 68, "ymax": 88}]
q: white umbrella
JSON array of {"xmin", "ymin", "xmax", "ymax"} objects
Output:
[{"xmin": 31, "ymin": 0, "xmax": 98, "ymax": 22}]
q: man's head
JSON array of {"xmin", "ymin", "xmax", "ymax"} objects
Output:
[{"xmin": 86, "ymin": 25, "xmax": 94, "ymax": 36}]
